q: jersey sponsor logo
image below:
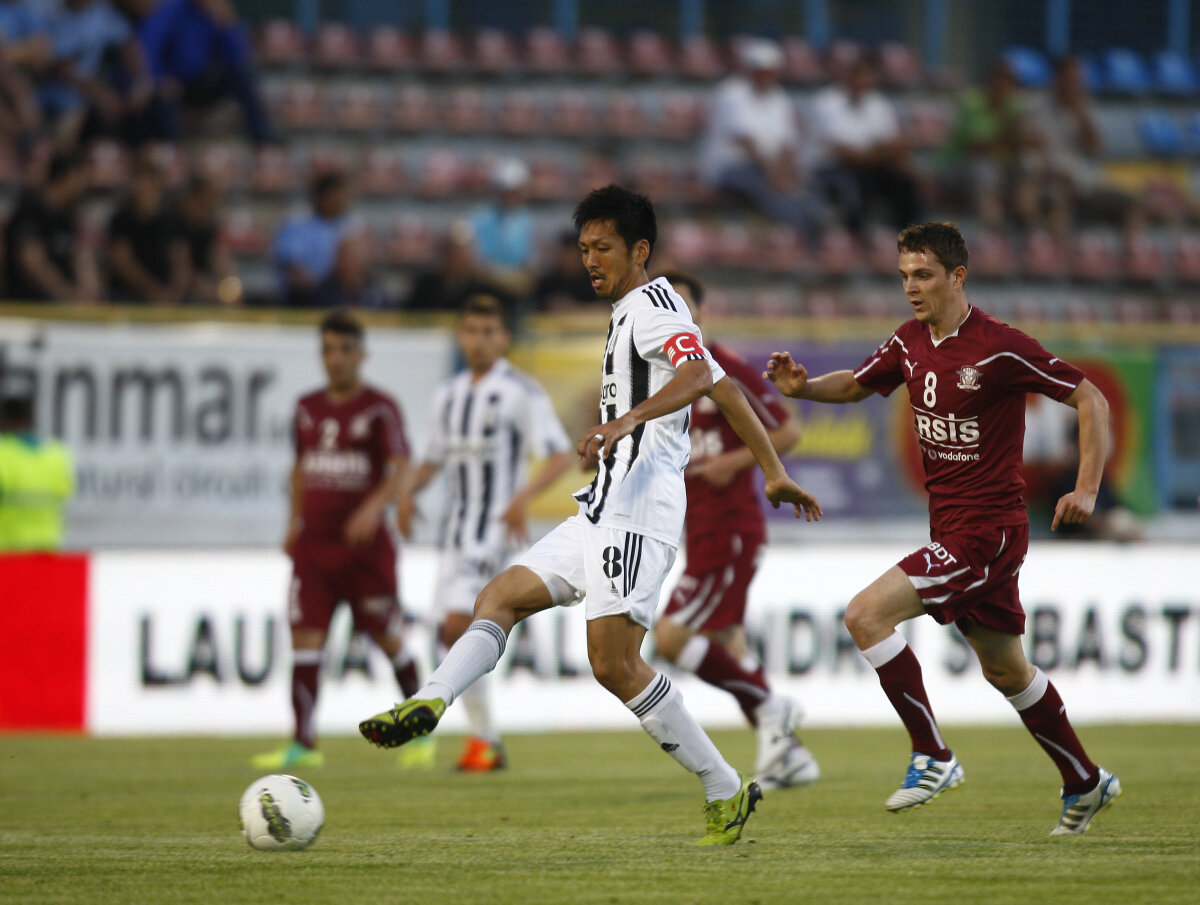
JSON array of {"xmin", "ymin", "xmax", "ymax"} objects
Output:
[
  {"xmin": 924, "ymin": 542, "xmax": 958, "ymax": 569},
  {"xmin": 664, "ymin": 332, "xmax": 704, "ymax": 368},
  {"xmin": 600, "ymin": 378, "xmax": 619, "ymax": 405},
  {"xmin": 956, "ymin": 366, "xmax": 983, "ymax": 391},
  {"xmin": 300, "ymin": 449, "xmax": 371, "ymax": 484},
  {"xmin": 912, "ymin": 411, "xmax": 981, "ymax": 446}
]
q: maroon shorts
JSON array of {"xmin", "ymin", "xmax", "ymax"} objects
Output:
[
  {"xmin": 662, "ymin": 530, "xmax": 764, "ymax": 633},
  {"xmin": 897, "ymin": 523, "xmax": 1030, "ymax": 635},
  {"xmin": 288, "ymin": 530, "xmax": 401, "ymax": 636}
]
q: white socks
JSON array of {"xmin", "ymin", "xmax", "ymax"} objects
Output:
[
  {"xmin": 625, "ymin": 673, "xmax": 740, "ymax": 801},
  {"xmin": 1006, "ymin": 666, "xmax": 1049, "ymax": 712},
  {"xmin": 860, "ymin": 631, "xmax": 908, "ymax": 668},
  {"xmin": 415, "ymin": 619, "xmax": 507, "ymax": 707}
]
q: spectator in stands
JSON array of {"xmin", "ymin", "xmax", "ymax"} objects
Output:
[
  {"xmin": 174, "ymin": 173, "xmax": 241, "ymax": 305},
  {"xmin": 1027, "ymin": 55, "xmax": 1146, "ymax": 238},
  {"xmin": 1045, "ymin": 418, "xmax": 1142, "ymax": 542},
  {"xmin": 39, "ymin": 0, "xmax": 156, "ymax": 148},
  {"xmin": 533, "ymin": 229, "xmax": 597, "ymax": 311},
  {"xmin": 0, "ymin": 0, "xmax": 50, "ymax": 156},
  {"xmin": 105, "ymin": 152, "xmax": 188, "ymax": 304},
  {"xmin": 404, "ymin": 220, "xmax": 515, "ymax": 316},
  {"xmin": 809, "ymin": 55, "xmax": 923, "ymax": 236},
  {"xmin": 3, "ymin": 148, "xmax": 100, "ymax": 302},
  {"xmin": 274, "ymin": 170, "xmax": 383, "ymax": 308},
  {"xmin": 698, "ymin": 38, "xmax": 825, "ymax": 243},
  {"xmin": 468, "ymin": 157, "xmax": 536, "ymax": 294},
  {"xmin": 941, "ymin": 59, "xmax": 1039, "ymax": 231},
  {"xmin": 129, "ymin": 0, "xmax": 275, "ymax": 146},
  {"xmin": 0, "ymin": 393, "xmax": 74, "ymax": 552}
]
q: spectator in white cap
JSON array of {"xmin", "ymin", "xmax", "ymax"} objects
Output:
[
  {"xmin": 698, "ymin": 37, "xmax": 827, "ymax": 244},
  {"xmin": 469, "ymin": 156, "xmax": 536, "ymax": 295}
]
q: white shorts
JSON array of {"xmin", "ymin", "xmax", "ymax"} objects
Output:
[
  {"xmin": 515, "ymin": 513, "xmax": 677, "ymax": 630},
  {"xmin": 435, "ymin": 547, "xmax": 510, "ymax": 618}
]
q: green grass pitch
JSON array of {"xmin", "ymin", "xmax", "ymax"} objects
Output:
[{"xmin": 2, "ymin": 725, "xmax": 1198, "ymax": 905}]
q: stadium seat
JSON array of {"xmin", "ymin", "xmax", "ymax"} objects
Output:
[
  {"xmin": 1138, "ymin": 110, "xmax": 1185, "ymax": 157},
  {"xmin": 473, "ymin": 28, "xmax": 520, "ymax": 73},
  {"xmin": 524, "ymin": 27, "xmax": 571, "ymax": 74},
  {"xmin": 1173, "ymin": 234, "xmax": 1200, "ymax": 283},
  {"xmin": 313, "ymin": 22, "xmax": 360, "ymax": 70},
  {"xmin": 781, "ymin": 37, "xmax": 825, "ymax": 84},
  {"xmin": 1069, "ymin": 230, "xmax": 1121, "ymax": 282},
  {"xmin": 420, "ymin": 29, "xmax": 466, "ymax": 71},
  {"xmin": 1101, "ymin": 48, "xmax": 1152, "ymax": 95},
  {"xmin": 393, "ymin": 85, "xmax": 438, "ymax": 133},
  {"xmin": 748, "ymin": 288, "xmax": 795, "ymax": 317},
  {"xmin": 381, "ymin": 216, "xmax": 437, "ymax": 266},
  {"xmin": 497, "ymin": 89, "xmax": 546, "ymax": 136},
  {"xmin": 969, "ymin": 231, "xmax": 1016, "ymax": 280},
  {"xmin": 1024, "ymin": 229, "xmax": 1069, "ymax": 280},
  {"xmin": 1003, "ymin": 46, "xmax": 1050, "ymax": 87},
  {"xmin": 224, "ymin": 207, "xmax": 270, "ymax": 256},
  {"xmin": 661, "ymin": 218, "xmax": 710, "ymax": 267},
  {"xmin": 627, "ymin": 30, "xmax": 675, "ymax": 77},
  {"xmin": 877, "ymin": 41, "xmax": 922, "ymax": 88},
  {"xmin": 414, "ymin": 150, "xmax": 468, "ymax": 198},
  {"xmin": 365, "ymin": 25, "xmax": 415, "ymax": 71},
  {"xmin": 257, "ymin": 19, "xmax": 307, "ymax": 68},
  {"xmin": 816, "ymin": 228, "xmax": 861, "ymax": 277},
  {"xmin": 627, "ymin": 156, "xmax": 678, "ymax": 203},
  {"xmin": 656, "ymin": 91, "xmax": 704, "ymax": 141},
  {"xmin": 761, "ymin": 224, "xmax": 805, "ymax": 275},
  {"xmin": 552, "ymin": 93, "xmax": 598, "ymax": 137},
  {"xmin": 444, "ymin": 88, "xmax": 493, "ymax": 134},
  {"xmin": 527, "ymin": 157, "xmax": 571, "ymax": 201},
  {"xmin": 330, "ymin": 82, "xmax": 381, "ymax": 132},
  {"xmin": 605, "ymin": 93, "xmax": 649, "ymax": 138},
  {"xmin": 249, "ymin": 144, "xmax": 300, "ymax": 194},
  {"xmin": 359, "ymin": 148, "xmax": 407, "ymax": 196},
  {"xmin": 678, "ymin": 36, "xmax": 724, "ymax": 80},
  {"xmin": 1151, "ymin": 50, "xmax": 1197, "ymax": 96},
  {"xmin": 578, "ymin": 27, "xmax": 624, "ymax": 76},
  {"xmin": 866, "ymin": 226, "xmax": 898, "ymax": 276},
  {"xmin": 279, "ymin": 79, "xmax": 325, "ymax": 130}
]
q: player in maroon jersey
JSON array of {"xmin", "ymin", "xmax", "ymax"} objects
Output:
[
  {"xmin": 765, "ymin": 222, "xmax": 1121, "ymax": 835},
  {"xmin": 651, "ymin": 271, "xmax": 819, "ymax": 790},
  {"xmin": 253, "ymin": 309, "xmax": 421, "ymax": 770}
]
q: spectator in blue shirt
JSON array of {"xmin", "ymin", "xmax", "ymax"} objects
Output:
[
  {"xmin": 274, "ymin": 170, "xmax": 382, "ymax": 308},
  {"xmin": 468, "ymin": 157, "xmax": 535, "ymax": 292},
  {"xmin": 0, "ymin": 0, "xmax": 49, "ymax": 153},
  {"xmin": 135, "ymin": 0, "xmax": 274, "ymax": 146}
]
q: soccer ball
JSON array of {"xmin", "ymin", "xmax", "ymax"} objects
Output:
[{"xmin": 239, "ymin": 774, "xmax": 324, "ymax": 851}]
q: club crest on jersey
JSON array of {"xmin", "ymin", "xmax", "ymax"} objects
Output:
[
  {"xmin": 349, "ymin": 414, "xmax": 370, "ymax": 438},
  {"xmin": 956, "ymin": 366, "xmax": 983, "ymax": 391}
]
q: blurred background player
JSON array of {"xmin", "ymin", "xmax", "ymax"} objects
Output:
[
  {"xmin": 0, "ymin": 392, "xmax": 74, "ymax": 552},
  {"xmin": 651, "ymin": 270, "xmax": 818, "ymax": 791},
  {"xmin": 397, "ymin": 294, "xmax": 573, "ymax": 770},
  {"xmin": 253, "ymin": 309, "xmax": 420, "ymax": 770},
  {"xmin": 765, "ymin": 222, "xmax": 1121, "ymax": 836}
]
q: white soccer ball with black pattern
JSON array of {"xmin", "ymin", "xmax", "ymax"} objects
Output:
[{"xmin": 239, "ymin": 774, "xmax": 324, "ymax": 851}]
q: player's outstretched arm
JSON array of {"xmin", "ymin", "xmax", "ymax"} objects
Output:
[
  {"xmin": 763, "ymin": 353, "xmax": 873, "ymax": 403},
  {"xmin": 1052, "ymin": 378, "xmax": 1110, "ymax": 531},
  {"xmin": 578, "ymin": 359, "xmax": 712, "ymax": 463},
  {"xmin": 709, "ymin": 376, "xmax": 821, "ymax": 521}
]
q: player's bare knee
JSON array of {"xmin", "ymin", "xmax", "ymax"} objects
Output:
[
  {"xmin": 653, "ymin": 619, "xmax": 687, "ymax": 662},
  {"xmin": 843, "ymin": 594, "xmax": 879, "ymax": 644}
]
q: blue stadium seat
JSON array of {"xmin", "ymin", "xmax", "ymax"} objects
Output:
[
  {"xmin": 1138, "ymin": 110, "xmax": 1185, "ymax": 156},
  {"xmin": 1003, "ymin": 46, "xmax": 1050, "ymax": 87},
  {"xmin": 1152, "ymin": 50, "xmax": 1198, "ymax": 96},
  {"xmin": 1101, "ymin": 48, "xmax": 1151, "ymax": 95}
]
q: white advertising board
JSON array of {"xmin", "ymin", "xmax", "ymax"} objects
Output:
[
  {"xmin": 87, "ymin": 543, "xmax": 1200, "ymax": 736},
  {"xmin": 0, "ymin": 319, "xmax": 455, "ymax": 547}
]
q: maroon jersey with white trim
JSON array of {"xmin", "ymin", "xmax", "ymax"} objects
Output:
[
  {"xmin": 684, "ymin": 342, "xmax": 793, "ymax": 545},
  {"xmin": 853, "ymin": 307, "xmax": 1084, "ymax": 532},
  {"xmin": 294, "ymin": 385, "xmax": 409, "ymax": 540}
]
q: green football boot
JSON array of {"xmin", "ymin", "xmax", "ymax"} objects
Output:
[
  {"xmin": 359, "ymin": 698, "xmax": 446, "ymax": 749},
  {"xmin": 697, "ymin": 774, "xmax": 763, "ymax": 846},
  {"xmin": 396, "ymin": 735, "xmax": 438, "ymax": 771},
  {"xmin": 250, "ymin": 740, "xmax": 325, "ymax": 770}
]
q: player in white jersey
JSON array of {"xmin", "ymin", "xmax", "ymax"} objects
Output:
[
  {"xmin": 397, "ymin": 295, "xmax": 574, "ymax": 771},
  {"xmin": 360, "ymin": 185, "xmax": 822, "ymax": 846}
]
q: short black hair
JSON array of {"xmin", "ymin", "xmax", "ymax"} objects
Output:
[
  {"xmin": 320, "ymin": 307, "xmax": 364, "ymax": 340},
  {"xmin": 573, "ymin": 185, "xmax": 657, "ymax": 259},
  {"xmin": 1, "ymin": 394, "xmax": 34, "ymax": 429},
  {"xmin": 655, "ymin": 270, "xmax": 705, "ymax": 306},
  {"xmin": 460, "ymin": 293, "xmax": 511, "ymax": 330},
  {"xmin": 897, "ymin": 222, "xmax": 968, "ymax": 273},
  {"xmin": 311, "ymin": 170, "xmax": 347, "ymax": 201}
]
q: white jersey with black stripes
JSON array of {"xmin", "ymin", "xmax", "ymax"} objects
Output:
[
  {"xmin": 573, "ymin": 276, "xmax": 726, "ymax": 546},
  {"xmin": 421, "ymin": 358, "xmax": 571, "ymax": 559}
]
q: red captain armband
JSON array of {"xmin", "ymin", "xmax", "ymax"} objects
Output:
[{"xmin": 664, "ymin": 333, "xmax": 707, "ymax": 368}]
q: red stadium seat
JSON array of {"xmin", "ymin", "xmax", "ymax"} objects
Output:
[
  {"xmin": 525, "ymin": 27, "xmax": 571, "ymax": 74},
  {"xmin": 866, "ymin": 226, "xmax": 898, "ymax": 276},
  {"xmin": 627, "ymin": 156, "xmax": 677, "ymax": 203},
  {"xmin": 627, "ymin": 30, "xmax": 675, "ymax": 78},
  {"xmin": 1024, "ymin": 229, "xmax": 1069, "ymax": 280},
  {"xmin": 444, "ymin": 88, "xmax": 493, "ymax": 134},
  {"xmin": 656, "ymin": 91, "xmax": 704, "ymax": 140},
  {"xmin": 877, "ymin": 41, "xmax": 922, "ymax": 88},
  {"xmin": 1122, "ymin": 230, "xmax": 1168, "ymax": 283},
  {"xmin": 803, "ymin": 290, "xmax": 841, "ymax": 319},
  {"xmin": 678, "ymin": 36, "xmax": 724, "ymax": 80},
  {"xmin": 366, "ymin": 26, "xmax": 415, "ymax": 71},
  {"xmin": 474, "ymin": 28, "xmax": 520, "ymax": 74},
  {"xmin": 551, "ymin": 93, "xmax": 598, "ymax": 137},
  {"xmin": 224, "ymin": 207, "xmax": 270, "ymax": 256},
  {"xmin": 196, "ymin": 143, "xmax": 249, "ymax": 192},
  {"xmin": 257, "ymin": 19, "xmax": 307, "ymax": 68},
  {"xmin": 1174, "ymin": 234, "xmax": 1200, "ymax": 283},
  {"xmin": 1069, "ymin": 230, "xmax": 1121, "ymax": 282},
  {"xmin": 580, "ymin": 153, "xmax": 621, "ymax": 191},
  {"xmin": 578, "ymin": 27, "xmax": 624, "ymax": 76},
  {"xmin": 749, "ymin": 288, "xmax": 795, "ymax": 317},
  {"xmin": 414, "ymin": 150, "xmax": 468, "ymax": 198},
  {"xmin": 969, "ymin": 230, "xmax": 1016, "ymax": 279},
  {"xmin": 313, "ymin": 22, "xmax": 360, "ymax": 70},
  {"xmin": 420, "ymin": 29, "xmax": 466, "ymax": 71},
  {"xmin": 250, "ymin": 144, "xmax": 300, "ymax": 194},
  {"xmin": 279, "ymin": 79, "xmax": 325, "ymax": 130},
  {"xmin": 383, "ymin": 216, "xmax": 438, "ymax": 266},
  {"xmin": 330, "ymin": 82, "xmax": 380, "ymax": 132},
  {"xmin": 761, "ymin": 224, "xmax": 805, "ymax": 274},
  {"xmin": 393, "ymin": 84, "xmax": 438, "ymax": 133},
  {"xmin": 661, "ymin": 219, "xmax": 709, "ymax": 267},
  {"xmin": 497, "ymin": 89, "xmax": 545, "ymax": 136},
  {"xmin": 816, "ymin": 228, "xmax": 861, "ymax": 277},
  {"xmin": 527, "ymin": 157, "xmax": 571, "ymax": 201},
  {"xmin": 359, "ymin": 148, "xmax": 407, "ymax": 196},
  {"xmin": 711, "ymin": 222, "xmax": 757, "ymax": 269},
  {"xmin": 605, "ymin": 93, "xmax": 648, "ymax": 138},
  {"xmin": 781, "ymin": 37, "xmax": 825, "ymax": 84}
]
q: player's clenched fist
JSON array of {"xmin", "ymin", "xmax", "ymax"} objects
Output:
[{"xmin": 763, "ymin": 352, "xmax": 809, "ymax": 398}]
